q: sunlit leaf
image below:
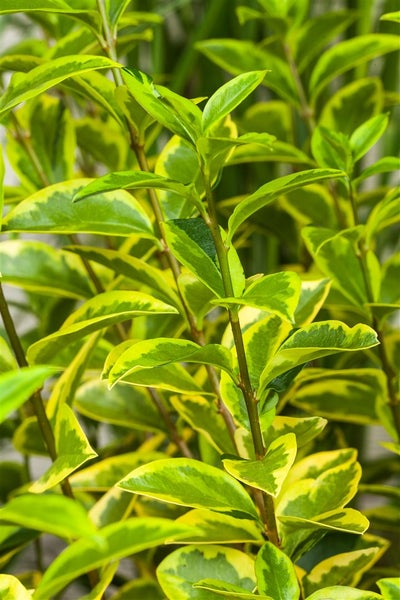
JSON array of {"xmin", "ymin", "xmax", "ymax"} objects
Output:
[
  {"xmin": 3, "ymin": 179, "xmax": 154, "ymax": 238},
  {"xmin": 118, "ymin": 458, "xmax": 259, "ymax": 520},
  {"xmin": 0, "ymin": 366, "xmax": 57, "ymax": 423},
  {"xmin": 0, "ymin": 55, "xmax": 118, "ymax": 116}
]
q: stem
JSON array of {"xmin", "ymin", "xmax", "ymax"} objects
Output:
[
  {"xmin": 0, "ymin": 282, "xmax": 74, "ymax": 498},
  {"xmin": 96, "ymin": 0, "xmax": 238, "ymax": 446},
  {"xmin": 200, "ymin": 166, "xmax": 280, "ymax": 546},
  {"xmin": 283, "ymin": 42, "xmax": 315, "ymax": 133},
  {"xmin": 348, "ymin": 182, "xmax": 400, "ymax": 439},
  {"xmin": 148, "ymin": 388, "xmax": 193, "ymax": 458},
  {"xmin": 96, "ymin": 0, "xmax": 124, "ymax": 86},
  {"xmin": 10, "ymin": 112, "xmax": 50, "ymax": 187}
]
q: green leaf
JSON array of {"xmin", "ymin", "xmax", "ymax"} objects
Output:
[
  {"xmin": 0, "ymin": 338, "xmax": 18, "ymax": 374},
  {"xmin": 157, "ymin": 545, "xmax": 256, "ymax": 600},
  {"xmin": 0, "ymin": 494, "xmax": 96, "ymax": 539},
  {"xmin": 380, "ymin": 11, "xmax": 400, "ymax": 23},
  {"xmin": 377, "ymin": 578, "xmax": 400, "ymax": 599},
  {"xmin": 306, "ymin": 587, "xmax": 382, "ymax": 600},
  {"xmin": 103, "ymin": 342, "xmax": 205, "ymax": 394},
  {"xmin": 227, "ymin": 169, "xmax": 344, "ymax": 241},
  {"xmin": 0, "ymin": 145, "xmax": 4, "ymax": 232},
  {"xmin": 194, "ymin": 579, "xmax": 272, "ymax": 599},
  {"xmin": 353, "ymin": 157, "xmax": 400, "ymax": 186},
  {"xmin": 164, "ymin": 219, "xmax": 224, "ymax": 297},
  {"xmin": 290, "ymin": 368, "xmax": 387, "ymax": 426},
  {"xmin": 107, "ymin": 338, "xmax": 234, "ymax": 388},
  {"xmin": 241, "ymin": 272, "xmax": 301, "ymax": 322},
  {"xmin": 0, "ymin": 366, "xmax": 57, "ymax": 423},
  {"xmin": 311, "ymin": 126, "xmax": 352, "ymax": 172},
  {"xmin": 255, "ymin": 542, "xmax": 300, "ymax": 600},
  {"xmin": 264, "ymin": 415, "xmax": 327, "ymax": 449},
  {"xmin": 202, "ymin": 71, "xmax": 266, "ymax": 132},
  {"xmin": 196, "ymin": 39, "xmax": 299, "ymax": 106},
  {"xmin": 278, "ymin": 453, "xmax": 361, "ymax": 519},
  {"xmin": 65, "ymin": 245, "xmax": 179, "ymax": 306},
  {"xmin": 73, "ymin": 171, "xmax": 195, "ymax": 202},
  {"xmin": 122, "ymin": 68, "xmax": 202, "ymax": 144},
  {"xmin": 118, "ymin": 458, "xmax": 259, "ymax": 520},
  {"xmin": 0, "ymin": 240, "xmax": 93, "ymax": 299},
  {"xmin": 155, "ymin": 135, "xmax": 202, "ymax": 219},
  {"xmin": 223, "ymin": 434, "xmax": 296, "ymax": 497},
  {"xmin": 303, "ymin": 546, "xmax": 385, "ymax": 596},
  {"xmin": 302, "ymin": 227, "xmax": 369, "ymax": 307},
  {"xmin": 171, "ymin": 395, "xmax": 237, "ymax": 455},
  {"xmin": 222, "ymin": 433, "xmax": 297, "ymax": 497},
  {"xmin": 294, "ymin": 10, "xmax": 357, "ymax": 73},
  {"xmin": 173, "ymin": 509, "xmax": 263, "ymax": 544},
  {"xmin": 29, "ymin": 404, "xmax": 97, "ymax": 493},
  {"xmin": 279, "ymin": 509, "xmax": 370, "ymax": 562},
  {"xmin": 319, "ymin": 77, "xmax": 384, "ymax": 136},
  {"xmin": 0, "ymin": 55, "xmax": 118, "ymax": 117},
  {"xmin": 3, "ymin": 179, "xmax": 154, "ymax": 238},
  {"xmin": 27, "ymin": 291, "xmax": 177, "ymax": 364},
  {"xmin": 0, "ymin": 0, "xmax": 91, "ymax": 14},
  {"xmin": 34, "ymin": 518, "xmax": 194, "ymax": 600},
  {"xmin": 350, "ymin": 113, "xmax": 389, "ymax": 162},
  {"xmin": 260, "ymin": 321, "xmax": 379, "ymax": 391},
  {"xmin": 309, "ymin": 34, "xmax": 400, "ymax": 102},
  {"xmin": 366, "ymin": 191, "xmax": 400, "ymax": 243},
  {"xmin": 0, "ymin": 575, "xmax": 32, "ymax": 600},
  {"xmin": 294, "ymin": 279, "xmax": 331, "ymax": 326},
  {"xmin": 70, "ymin": 452, "xmax": 164, "ymax": 492},
  {"xmin": 29, "ymin": 95, "xmax": 75, "ymax": 184},
  {"xmin": 75, "ymin": 380, "xmax": 167, "ymax": 432}
]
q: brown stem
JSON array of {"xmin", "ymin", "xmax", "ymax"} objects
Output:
[{"xmin": 0, "ymin": 283, "xmax": 74, "ymax": 498}]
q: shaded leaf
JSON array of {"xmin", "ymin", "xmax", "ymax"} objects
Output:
[
  {"xmin": 0, "ymin": 240, "xmax": 93, "ymax": 299},
  {"xmin": 309, "ymin": 34, "xmax": 400, "ymax": 101},
  {"xmin": 227, "ymin": 169, "xmax": 344, "ymax": 241}
]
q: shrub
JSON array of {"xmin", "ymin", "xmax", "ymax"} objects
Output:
[{"xmin": 0, "ymin": 1, "xmax": 399, "ymax": 598}]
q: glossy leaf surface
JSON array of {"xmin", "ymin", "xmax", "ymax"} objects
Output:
[
  {"xmin": 3, "ymin": 179, "xmax": 154, "ymax": 238},
  {"xmin": 118, "ymin": 458, "xmax": 259, "ymax": 519},
  {"xmin": 34, "ymin": 518, "xmax": 194, "ymax": 600},
  {"xmin": 0, "ymin": 55, "xmax": 117, "ymax": 116},
  {"xmin": 227, "ymin": 169, "xmax": 344, "ymax": 241},
  {"xmin": 0, "ymin": 366, "xmax": 57, "ymax": 423},
  {"xmin": 27, "ymin": 291, "xmax": 177, "ymax": 364}
]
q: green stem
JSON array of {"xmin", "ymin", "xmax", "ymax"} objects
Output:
[
  {"xmin": 96, "ymin": 0, "xmax": 124, "ymax": 86},
  {"xmin": 200, "ymin": 165, "xmax": 280, "ymax": 546},
  {"xmin": 348, "ymin": 181, "xmax": 400, "ymax": 439},
  {"xmin": 148, "ymin": 388, "xmax": 193, "ymax": 458},
  {"xmin": 96, "ymin": 0, "xmax": 238, "ymax": 446}
]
